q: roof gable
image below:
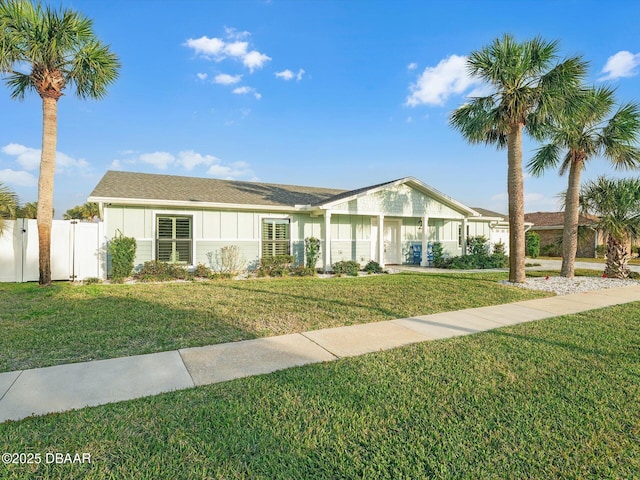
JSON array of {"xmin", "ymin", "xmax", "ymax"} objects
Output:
[{"xmin": 319, "ymin": 177, "xmax": 479, "ymax": 217}]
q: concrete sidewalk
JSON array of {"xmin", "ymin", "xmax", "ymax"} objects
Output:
[{"xmin": 2, "ymin": 284, "xmax": 640, "ymax": 423}]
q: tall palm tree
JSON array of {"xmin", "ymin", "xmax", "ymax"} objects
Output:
[
  {"xmin": 0, "ymin": 0, "xmax": 119, "ymax": 285},
  {"xmin": 0, "ymin": 181, "xmax": 18, "ymax": 235},
  {"xmin": 580, "ymin": 176, "xmax": 640, "ymax": 278},
  {"xmin": 450, "ymin": 34, "xmax": 587, "ymax": 283},
  {"xmin": 528, "ymin": 87, "xmax": 640, "ymax": 277}
]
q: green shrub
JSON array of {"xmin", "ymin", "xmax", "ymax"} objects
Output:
[
  {"xmin": 432, "ymin": 242, "xmax": 445, "ymax": 267},
  {"xmin": 628, "ymin": 271, "xmax": 640, "ymax": 280},
  {"xmin": 466, "ymin": 235, "xmax": 489, "ymax": 256},
  {"xmin": 364, "ymin": 260, "xmax": 383, "ymax": 274},
  {"xmin": 192, "ymin": 263, "xmax": 212, "ymax": 278},
  {"xmin": 541, "ymin": 243, "xmax": 562, "ymax": 257},
  {"xmin": 82, "ymin": 277, "xmax": 102, "ymax": 285},
  {"xmin": 135, "ymin": 260, "xmax": 188, "ymax": 282},
  {"xmin": 108, "ymin": 230, "xmax": 137, "ymax": 283},
  {"xmin": 332, "ymin": 260, "xmax": 360, "ymax": 276},
  {"xmin": 448, "ymin": 253, "xmax": 508, "ymax": 269},
  {"xmin": 526, "ymin": 231, "xmax": 540, "ymax": 258},
  {"xmin": 304, "ymin": 237, "xmax": 322, "ymax": 269},
  {"xmin": 595, "ymin": 244, "xmax": 606, "ymax": 258},
  {"xmin": 291, "ymin": 265, "xmax": 316, "ymax": 277},
  {"xmin": 492, "ymin": 241, "xmax": 506, "ymax": 256},
  {"xmin": 257, "ymin": 255, "xmax": 294, "ymax": 277}
]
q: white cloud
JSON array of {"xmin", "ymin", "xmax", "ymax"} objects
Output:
[
  {"xmin": 275, "ymin": 69, "xmax": 294, "ymax": 80},
  {"xmin": 224, "ymin": 41, "xmax": 248, "ymax": 57},
  {"xmin": 0, "ymin": 168, "xmax": 37, "ymax": 187},
  {"xmin": 184, "ymin": 29, "xmax": 270, "ymax": 73},
  {"xmin": 599, "ymin": 50, "xmax": 640, "ymax": 80},
  {"xmin": 109, "ymin": 159, "xmax": 123, "ymax": 170},
  {"xmin": 224, "ymin": 27, "xmax": 250, "ymax": 40},
  {"xmin": 407, "ymin": 62, "xmax": 418, "ymax": 70},
  {"xmin": 207, "ymin": 161, "xmax": 252, "ymax": 178},
  {"xmin": 276, "ymin": 68, "xmax": 305, "ymax": 81},
  {"xmin": 176, "ymin": 150, "xmax": 219, "ymax": 170},
  {"xmin": 242, "ymin": 50, "xmax": 271, "ymax": 72},
  {"xmin": 184, "ymin": 36, "xmax": 225, "ymax": 57},
  {"xmin": 2, "ymin": 143, "xmax": 89, "ymax": 172},
  {"xmin": 196, "ymin": 73, "xmax": 208, "ymax": 81},
  {"xmin": 214, "ymin": 73, "xmax": 242, "ymax": 85},
  {"xmin": 232, "ymin": 86, "xmax": 261, "ymax": 99},
  {"xmin": 139, "ymin": 152, "xmax": 175, "ymax": 170},
  {"xmin": 406, "ymin": 54, "xmax": 482, "ymax": 107},
  {"xmin": 2, "ymin": 143, "xmax": 40, "ymax": 170}
]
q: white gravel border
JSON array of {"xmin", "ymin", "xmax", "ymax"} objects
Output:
[{"xmin": 501, "ymin": 276, "xmax": 640, "ymax": 295}]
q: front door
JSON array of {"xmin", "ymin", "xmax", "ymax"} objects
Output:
[
  {"xmin": 371, "ymin": 218, "xmax": 401, "ymax": 264},
  {"xmin": 383, "ymin": 220, "xmax": 401, "ymax": 264}
]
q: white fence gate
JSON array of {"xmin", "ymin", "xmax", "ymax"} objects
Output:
[{"xmin": 0, "ymin": 219, "xmax": 104, "ymax": 282}]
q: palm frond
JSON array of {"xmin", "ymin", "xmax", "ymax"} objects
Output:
[{"xmin": 527, "ymin": 143, "xmax": 561, "ymax": 177}]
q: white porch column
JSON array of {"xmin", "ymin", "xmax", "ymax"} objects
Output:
[
  {"xmin": 420, "ymin": 214, "xmax": 429, "ymax": 266},
  {"xmin": 324, "ymin": 210, "xmax": 332, "ymax": 271},
  {"xmin": 461, "ymin": 217, "xmax": 468, "ymax": 255},
  {"xmin": 378, "ymin": 214, "xmax": 385, "ymax": 267}
]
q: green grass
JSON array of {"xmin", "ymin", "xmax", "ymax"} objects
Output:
[
  {"xmin": 1, "ymin": 302, "xmax": 638, "ymax": 479},
  {"xmin": 0, "ymin": 272, "xmax": 555, "ymax": 372}
]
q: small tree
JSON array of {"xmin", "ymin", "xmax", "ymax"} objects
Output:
[
  {"xmin": 108, "ymin": 230, "xmax": 136, "ymax": 282},
  {"xmin": 525, "ymin": 231, "xmax": 540, "ymax": 258},
  {"xmin": 304, "ymin": 237, "xmax": 321, "ymax": 269}
]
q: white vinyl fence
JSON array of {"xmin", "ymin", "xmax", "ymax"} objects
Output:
[{"xmin": 0, "ymin": 219, "xmax": 105, "ymax": 282}]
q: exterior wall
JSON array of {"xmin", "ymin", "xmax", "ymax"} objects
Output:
[
  {"xmin": 531, "ymin": 227, "xmax": 599, "ymax": 258},
  {"xmin": 330, "ymin": 183, "xmax": 465, "ymax": 218},
  {"xmin": 104, "ymin": 202, "xmax": 500, "ymax": 271}
]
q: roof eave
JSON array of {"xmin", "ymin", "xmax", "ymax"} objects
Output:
[{"xmin": 88, "ymin": 196, "xmax": 303, "ymax": 212}]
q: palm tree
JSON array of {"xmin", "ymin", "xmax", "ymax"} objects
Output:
[
  {"xmin": 17, "ymin": 201, "xmax": 38, "ymax": 219},
  {"xmin": 528, "ymin": 87, "xmax": 640, "ymax": 277},
  {"xmin": 63, "ymin": 202, "xmax": 100, "ymax": 221},
  {"xmin": 0, "ymin": 181, "xmax": 18, "ymax": 235},
  {"xmin": 580, "ymin": 176, "xmax": 640, "ymax": 278},
  {"xmin": 450, "ymin": 34, "xmax": 587, "ymax": 282},
  {"xmin": 0, "ymin": 0, "xmax": 119, "ymax": 285}
]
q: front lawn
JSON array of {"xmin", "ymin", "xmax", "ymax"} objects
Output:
[
  {"xmin": 0, "ymin": 272, "xmax": 555, "ymax": 372},
  {"xmin": 1, "ymin": 302, "xmax": 638, "ymax": 479}
]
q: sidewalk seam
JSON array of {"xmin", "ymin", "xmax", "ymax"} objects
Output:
[
  {"xmin": 176, "ymin": 350, "xmax": 197, "ymax": 388},
  {"xmin": 0, "ymin": 370, "xmax": 23, "ymax": 403},
  {"xmin": 299, "ymin": 332, "xmax": 341, "ymax": 359}
]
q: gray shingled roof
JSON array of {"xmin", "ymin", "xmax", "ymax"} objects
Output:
[
  {"xmin": 471, "ymin": 207, "xmax": 506, "ymax": 218},
  {"xmin": 89, "ymin": 171, "xmax": 347, "ymax": 207}
]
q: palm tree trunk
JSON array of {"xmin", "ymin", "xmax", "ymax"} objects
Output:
[
  {"xmin": 507, "ymin": 124, "xmax": 526, "ymax": 283},
  {"xmin": 605, "ymin": 234, "xmax": 629, "ymax": 279},
  {"xmin": 37, "ymin": 95, "xmax": 58, "ymax": 286},
  {"xmin": 561, "ymin": 158, "xmax": 582, "ymax": 277}
]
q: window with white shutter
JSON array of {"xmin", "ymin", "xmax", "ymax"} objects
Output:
[
  {"xmin": 262, "ymin": 218, "xmax": 290, "ymax": 257},
  {"xmin": 156, "ymin": 216, "xmax": 193, "ymax": 264}
]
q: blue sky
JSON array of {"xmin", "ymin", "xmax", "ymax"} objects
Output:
[{"xmin": 2, "ymin": 0, "xmax": 640, "ymax": 217}]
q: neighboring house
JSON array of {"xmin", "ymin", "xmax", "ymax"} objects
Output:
[
  {"xmin": 524, "ymin": 211, "xmax": 603, "ymax": 258},
  {"xmin": 88, "ymin": 171, "xmax": 514, "ymax": 273}
]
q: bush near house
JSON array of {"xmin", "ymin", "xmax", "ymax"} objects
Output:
[
  {"xmin": 439, "ymin": 236, "xmax": 508, "ymax": 269},
  {"xmin": 304, "ymin": 237, "xmax": 322, "ymax": 269},
  {"xmin": 257, "ymin": 255, "xmax": 295, "ymax": 277},
  {"xmin": 108, "ymin": 231, "xmax": 137, "ymax": 283},
  {"xmin": 332, "ymin": 260, "xmax": 360, "ymax": 276},
  {"xmin": 526, "ymin": 231, "xmax": 540, "ymax": 258},
  {"xmin": 364, "ymin": 260, "xmax": 383, "ymax": 274},
  {"xmin": 134, "ymin": 260, "xmax": 189, "ymax": 282}
]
